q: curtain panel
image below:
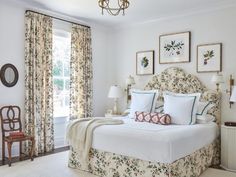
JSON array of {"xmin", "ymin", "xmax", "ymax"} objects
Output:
[
  {"xmin": 70, "ymin": 24, "xmax": 93, "ymax": 119},
  {"xmin": 24, "ymin": 11, "xmax": 54, "ymax": 155}
]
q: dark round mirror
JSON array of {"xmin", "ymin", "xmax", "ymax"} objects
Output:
[{"xmin": 0, "ymin": 64, "xmax": 19, "ymax": 87}]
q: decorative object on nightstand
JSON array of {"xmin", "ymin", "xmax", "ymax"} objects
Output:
[
  {"xmin": 211, "ymin": 73, "xmax": 224, "ymax": 92},
  {"xmin": 105, "ymin": 113, "xmax": 122, "ymax": 118},
  {"xmin": 125, "ymin": 75, "xmax": 135, "ymax": 103},
  {"xmin": 108, "ymin": 85, "xmax": 123, "ymax": 114},
  {"xmin": 221, "ymin": 125, "xmax": 236, "ymax": 172}
]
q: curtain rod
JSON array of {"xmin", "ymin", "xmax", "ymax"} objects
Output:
[{"xmin": 25, "ymin": 10, "xmax": 91, "ymax": 29}]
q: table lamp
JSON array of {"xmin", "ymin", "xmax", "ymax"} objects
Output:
[
  {"xmin": 108, "ymin": 85, "xmax": 123, "ymax": 114},
  {"xmin": 211, "ymin": 73, "xmax": 224, "ymax": 92}
]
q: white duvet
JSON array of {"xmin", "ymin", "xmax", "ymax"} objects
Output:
[{"xmin": 91, "ymin": 117, "xmax": 219, "ymax": 163}]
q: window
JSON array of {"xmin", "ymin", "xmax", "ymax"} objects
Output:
[{"xmin": 52, "ymin": 27, "xmax": 71, "ymax": 148}]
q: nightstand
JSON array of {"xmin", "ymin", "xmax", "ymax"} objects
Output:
[
  {"xmin": 221, "ymin": 125, "xmax": 236, "ymax": 172},
  {"xmin": 105, "ymin": 113, "xmax": 122, "ymax": 118}
]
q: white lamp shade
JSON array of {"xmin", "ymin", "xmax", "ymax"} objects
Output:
[
  {"xmin": 211, "ymin": 73, "xmax": 224, "ymax": 84},
  {"xmin": 108, "ymin": 85, "xmax": 123, "ymax": 98},
  {"xmin": 230, "ymin": 86, "xmax": 236, "ymax": 102},
  {"xmin": 126, "ymin": 75, "xmax": 135, "ymax": 85}
]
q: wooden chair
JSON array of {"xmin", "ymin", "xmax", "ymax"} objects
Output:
[{"xmin": 0, "ymin": 106, "xmax": 35, "ymax": 166}]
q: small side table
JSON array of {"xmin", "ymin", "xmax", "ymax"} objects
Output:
[{"xmin": 221, "ymin": 124, "xmax": 236, "ymax": 172}]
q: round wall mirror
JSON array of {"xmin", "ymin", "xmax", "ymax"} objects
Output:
[{"xmin": 0, "ymin": 64, "xmax": 19, "ymax": 87}]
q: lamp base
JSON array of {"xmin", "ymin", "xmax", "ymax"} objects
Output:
[
  {"xmin": 113, "ymin": 98, "xmax": 118, "ymax": 115},
  {"xmin": 225, "ymin": 122, "xmax": 236, "ymax": 127}
]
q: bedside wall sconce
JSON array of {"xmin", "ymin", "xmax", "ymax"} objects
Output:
[
  {"xmin": 226, "ymin": 75, "xmax": 235, "ymax": 108},
  {"xmin": 230, "ymin": 86, "xmax": 236, "ymax": 102},
  {"xmin": 125, "ymin": 75, "xmax": 135, "ymax": 103},
  {"xmin": 211, "ymin": 73, "xmax": 224, "ymax": 92}
]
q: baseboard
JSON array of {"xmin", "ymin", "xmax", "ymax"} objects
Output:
[
  {"xmin": 0, "ymin": 146, "xmax": 69, "ymax": 166},
  {"xmin": 220, "ymin": 165, "xmax": 236, "ymax": 172}
]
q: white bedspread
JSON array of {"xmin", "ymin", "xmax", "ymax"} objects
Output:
[{"xmin": 92, "ymin": 117, "xmax": 219, "ymax": 163}]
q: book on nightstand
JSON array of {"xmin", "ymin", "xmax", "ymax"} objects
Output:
[{"xmin": 224, "ymin": 122, "xmax": 236, "ymax": 127}]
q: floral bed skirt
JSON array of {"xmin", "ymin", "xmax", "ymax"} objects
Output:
[{"xmin": 68, "ymin": 139, "xmax": 219, "ymax": 177}]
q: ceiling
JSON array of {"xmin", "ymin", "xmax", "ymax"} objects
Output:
[{"xmin": 10, "ymin": 0, "xmax": 236, "ymax": 27}]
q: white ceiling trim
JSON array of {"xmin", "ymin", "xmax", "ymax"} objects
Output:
[
  {"xmin": 3, "ymin": 0, "xmax": 236, "ymax": 29},
  {"xmin": 2, "ymin": 0, "xmax": 106, "ymax": 29},
  {"xmin": 113, "ymin": 1, "xmax": 236, "ymax": 29}
]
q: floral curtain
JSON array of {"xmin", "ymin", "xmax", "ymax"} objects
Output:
[
  {"xmin": 70, "ymin": 24, "xmax": 93, "ymax": 119},
  {"xmin": 24, "ymin": 11, "xmax": 54, "ymax": 155}
]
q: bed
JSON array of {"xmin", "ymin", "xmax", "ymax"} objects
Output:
[{"xmin": 68, "ymin": 67, "xmax": 221, "ymax": 177}]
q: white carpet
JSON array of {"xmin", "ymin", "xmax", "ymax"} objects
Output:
[{"xmin": 0, "ymin": 151, "xmax": 235, "ymax": 177}]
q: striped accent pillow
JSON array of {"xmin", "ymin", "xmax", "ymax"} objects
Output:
[{"xmin": 135, "ymin": 111, "xmax": 171, "ymax": 125}]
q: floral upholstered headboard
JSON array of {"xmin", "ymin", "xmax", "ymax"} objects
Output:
[{"xmin": 144, "ymin": 67, "xmax": 221, "ymax": 125}]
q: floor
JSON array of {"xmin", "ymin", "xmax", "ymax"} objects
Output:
[{"xmin": 0, "ymin": 151, "xmax": 236, "ymax": 177}]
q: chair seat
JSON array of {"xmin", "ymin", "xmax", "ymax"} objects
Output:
[{"xmin": 5, "ymin": 135, "xmax": 34, "ymax": 142}]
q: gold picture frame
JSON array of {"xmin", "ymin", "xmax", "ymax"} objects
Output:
[
  {"xmin": 197, "ymin": 43, "xmax": 222, "ymax": 73},
  {"xmin": 159, "ymin": 31, "xmax": 191, "ymax": 64},
  {"xmin": 136, "ymin": 50, "xmax": 154, "ymax": 75}
]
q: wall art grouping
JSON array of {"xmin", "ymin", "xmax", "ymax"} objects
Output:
[{"xmin": 136, "ymin": 31, "xmax": 222, "ymax": 75}]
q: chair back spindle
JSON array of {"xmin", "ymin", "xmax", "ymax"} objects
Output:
[{"xmin": 0, "ymin": 106, "xmax": 22, "ymax": 137}]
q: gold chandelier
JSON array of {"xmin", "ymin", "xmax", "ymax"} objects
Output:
[{"xmin": 98, "ymin": 0, "xmax": 130, "ymax": 16}]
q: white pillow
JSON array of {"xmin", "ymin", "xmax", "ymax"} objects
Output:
[
  {"xmin": 129, "ymin": 90, "xmax": 159, "ymax": 118},
  {"xmin": 197, "ymin": 114, "xmax": 215, "ymax": 124},
  {"xmin": 123, "ymin": 101, "xmax": 163, "ymax": 115},
  {"xmin": 197, "ymin": 102, "xmax": 214, "ymax": 116},
  {"xmin": 163, "ymin": 91, "xmax": 201, "ymax": 125}
]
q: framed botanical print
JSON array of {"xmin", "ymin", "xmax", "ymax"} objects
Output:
[
  {"xmin": 159, "ymin": 31, "xmax": 191, "ymax": 64},
  {"xmin": 197, "ymin": 43, "xmax": 222, "ymax": 73},
  {"xmin": 136, "ymin": 50, "xmax": 154, "ymax": 75}
]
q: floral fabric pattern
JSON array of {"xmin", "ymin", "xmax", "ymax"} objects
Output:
[
  {"xmin": 70, "ymin": 24, "xmax": 93, "ymax": 119},
  {"xmin": 68, "ymin": 67, "xmax": 221, "ymax": 176},
  {"xmin": 69, "ymin": 140, "xmax": 218, "ymax": 177},
  {"xmin": 24, "ymin": 11, "xmax": 54, "ymax": 155}
]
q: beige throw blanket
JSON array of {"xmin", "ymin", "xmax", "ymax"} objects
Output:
[{"xmin": 66, "ymin": 117, "xmax": 123, "ymax": 170}]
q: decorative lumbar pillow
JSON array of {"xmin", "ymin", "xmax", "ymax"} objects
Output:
[
  {"xmin": 197, "ymin": 101, "xmax": 215, "ymax": 116},
  {"xmin": 129, "ymin": 90, "xmax": 159, "ymax": 118},
  {"xmin": 163, "ymin": 91, "xmax": 201, "ymax": 125},
  {"xmin": 135, "ymin": 111, "xmax": 171, "ymax": 125}
]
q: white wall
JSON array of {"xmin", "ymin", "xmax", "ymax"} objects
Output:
[
  {"xmin": 108, "ymin": 5, "xmax": 236, "ymax": 122},
  {"xmin": 1, "ymin": 0, "xmax": 236, "ymax": 160},
  {"xmin": 0, "ymin": 0, "xmax": 111, "ymax": 159}
]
